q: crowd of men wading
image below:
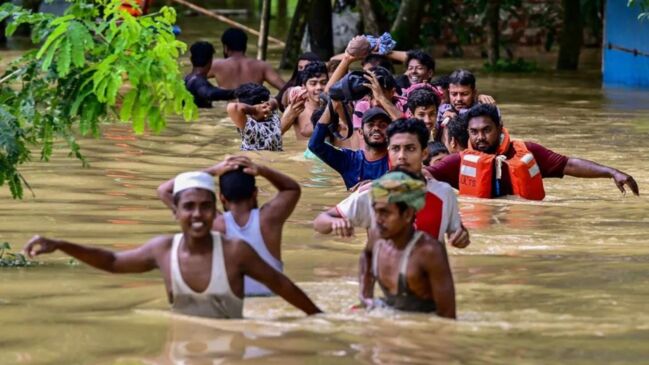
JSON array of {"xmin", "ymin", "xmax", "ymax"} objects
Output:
[{"xmin": 24, "ymin": 28, "xmax": 640, "ymax": 321}]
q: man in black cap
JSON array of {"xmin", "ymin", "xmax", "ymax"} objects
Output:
[{"xmin": 308, "ymin": 105, "xmax": 391, "ymax": 190}]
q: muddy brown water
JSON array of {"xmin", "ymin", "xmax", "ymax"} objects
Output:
[{"xmin": 2, "ymin": 14, "xmax": 649, "ymax": 365}]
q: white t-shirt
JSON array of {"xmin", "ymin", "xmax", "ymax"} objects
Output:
[{"xmin": 336, "ymin": 179, "xmax": 461, "ymax": 243}]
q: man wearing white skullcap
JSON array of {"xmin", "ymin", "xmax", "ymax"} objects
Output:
[{"xmin": 23, "ymin": 170, "xmax": 321, "ymax": 319}]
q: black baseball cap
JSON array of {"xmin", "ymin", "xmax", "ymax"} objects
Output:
[{"xmin": 361, "ymin": 107, "xmax": 391, "ymax": 125}]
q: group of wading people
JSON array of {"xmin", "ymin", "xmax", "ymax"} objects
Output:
[{"xmin": 25, "ymin": 28, "xmax": 640, "ymax": 321}]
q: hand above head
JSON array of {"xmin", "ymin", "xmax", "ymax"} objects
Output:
[
  {"xmin": 448, "ymin": 225, "xmax": 470, "ymax": 249},
  {"xmin": 331, "ymin": 217, "xmax": 354, "ymax": 238},
  {"xmin": 226, "ymin": 155, "xmax": 260, "ymax": 176},
  {"xmin": 253, "ymin": 102, "xmax": 273, "ymax": 120},
  {"xmin": 477, "ymin": 94, "xmax": 496, "ymax": 105},
  {"xmin": 205, "ymin": 157, "xmax": 240, "ymax": 176},
  {"xmin": 612, "ymin": 170, "xmax": 640, "ymax": 196},
  {"xmin": 363, "ymin": 71, "xmax": 386, "ymax": 104},
  {"xmin": 23, "ymin": 235, "xmax": 60, "ymax": 259}
]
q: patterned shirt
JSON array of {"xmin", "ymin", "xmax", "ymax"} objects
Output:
[{"xmin": 239, "ymin": 113, "xmax": 283, "ymax": 151}]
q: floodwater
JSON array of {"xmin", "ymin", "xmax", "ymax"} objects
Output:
[{"xmin": 2, "ymin": 13, "xmax": 649, "ymax": 365}]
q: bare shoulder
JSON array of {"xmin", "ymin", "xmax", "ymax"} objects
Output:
[
  {"xmin": 414, "ymin": 232, "xmax": 446, "ymax": 261},
  {"xmin": 141, "ymin": 235, "xmax": 174, "ymax": 256},
  {"xmin": 221, "ymin": 235, "xmax": 254, "ymax": 256}
]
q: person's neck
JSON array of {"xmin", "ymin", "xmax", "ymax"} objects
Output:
[
  {"xmin": 183, "ymin": 233, "xmax": 213, "ymax": 253},
  {"xmin": 227, "ymin": 52, "xmax": 246, "ymax": 59},
  {"xmin": 389, "ymin": 226, "xmax": 415, "ymax": 250},
  {"xmin": 190, "ymin": 66, "xmax": 209, "ymax": 77},
  {"xmin": 363, "ymin": 145, "xmax": 387, "ymax": 161},
  {"xmin": 227, "ymin": 200, "xmax": 256, "ymax": 225}
]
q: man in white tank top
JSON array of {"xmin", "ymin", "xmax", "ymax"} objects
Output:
[
  {"xmin": 158, "ymin": 156, "xmax": 300, "ymax": 297},
  {"xmin": 23, "ymin": 172, "xmax": 321, "ymax": 319}
]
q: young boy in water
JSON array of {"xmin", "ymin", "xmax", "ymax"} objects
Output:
[
  {"xmin": 359, "ymin": 171, "xmax": 456, "ymax": 318},
  {"xmin": 24, "ymin": 171, "xmax": 321, "ymax": 319},
  {"xmin": 280, "ymin": 61, "xmax": 329, "ymax": 140}
]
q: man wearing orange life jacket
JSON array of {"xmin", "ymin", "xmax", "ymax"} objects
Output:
[{"xmin": 426, "ymin": 104, "xmax": 639, "ymax": 199}]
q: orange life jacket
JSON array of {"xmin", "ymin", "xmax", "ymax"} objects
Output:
[
  {"xmin": 120, "ymin": 0, "xmax": 150, "ymax": 16},
  {"xmin": 459, "ymin": 128, "xmax": 545, "ymax": 200}
]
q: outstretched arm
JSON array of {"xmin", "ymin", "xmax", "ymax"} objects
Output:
[
  {"xmin": 325, "ymin": 52, "xmax": 359, "ymax": 92},
  {"xmin": 239, "ymin": 243, "xmax": 321, "ymax": 315},
  {"xmin": 423, "ymin": 242, "xmax": 456, "ymax": 319},
  {"xmin": 264, "ymin": 64, "xmax": 286, "ymax": 90},
  {"xmin": 23, "ymin": 235, "xmax": 161, "ymax": 273},
  {"xmin": 563, "ymin": 157, "xmax": 639, "ymax": 195},
  {"xmin": 313, "ymin": 206, "xmax": 354, "ymax": 237}
]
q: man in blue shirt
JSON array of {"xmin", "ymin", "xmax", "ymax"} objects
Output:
[{"xmin": 309, "ymin": 106, "xmax": 391, "ymax": 190}]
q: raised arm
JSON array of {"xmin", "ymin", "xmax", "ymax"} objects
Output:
[
  {"xmin": 228, "ymin": 156, "xmax": 302, "ymax": 224},
  {"xmin": 307, "ymin": 103, "xmax": 352, "ymax": 174},
  {"xmin": 384, "ymin": 50, "xmax": 408, "ymax": 63},
  {"xmin": 280, "ymin": 97, "xmax": 306, "ymax": 134},
  {"xmin": 363, "ymin": 71, "xmax": 402, "ymax": 120},
  {"xmin": 23, "ymin": 235, "xmax": 162, "ymax": 273},
  {"xmin": 563, "ymin": 157, "xmax": 639, "ymax": 195},
  {"xmin": 325, "ymin": 52, "xmax": 359, "ymax": 92},
  {"xmin": 227, "ymin": 102, "xmax": 270, "ymax": 129},
  {"xmin": 238, "ymin": 241, "xmax": 322, "ymax": 315},
  {"xmin": 422, "ymin": 241, "xmax": 456, "ymax": 319}
]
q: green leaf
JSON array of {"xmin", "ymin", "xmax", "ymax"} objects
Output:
[
  {"xmin": 119, "ymin": 88, "xmax": 137, "ymax": 121},
  {"xmin": 36, "ymin": 22, "xmax": 69, "ymax": 59},
  {"xmin": 41, "ymin": 37, "xmax": 62, "ymax": 72},
  {"xmin": 56, "ymin": 38, "xmax": 72, "ymax": 77}
]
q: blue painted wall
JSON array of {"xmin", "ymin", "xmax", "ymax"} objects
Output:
[{"xmin": 603, "ymin": 0, "xmax": 649, "ymax": 88}]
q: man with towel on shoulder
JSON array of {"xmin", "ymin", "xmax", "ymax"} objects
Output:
[{"xmin": 23, "ymin": 171, "xmax": 321, "ymax": 319}]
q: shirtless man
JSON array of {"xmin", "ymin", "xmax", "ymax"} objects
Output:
[
  {"xmin": 208, "ymin": 27, "xmax": 285, "ymax": 90},
  {"xmin": 280, "ymin": 61, "xmax": 328, "ymax": 140},
  {"xmin": 359, "ymin": 171, "xmax": 455, "ymax": 318},
  {"xmin": 24, "ymin": 172, "xmax": 321, "ymax": 319},
  {"xmin": 158, "ymin": 156, "xmax": 300, "ymax": 297}
]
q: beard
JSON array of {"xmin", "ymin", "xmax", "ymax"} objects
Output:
[{"xmin": 363, "ymin": 133, "xmax": 388, "ymax": 149}]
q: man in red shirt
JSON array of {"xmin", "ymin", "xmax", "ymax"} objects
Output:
[{"xmin": 427, "ymin": 104, "xmax": 639, "ymax": 199}]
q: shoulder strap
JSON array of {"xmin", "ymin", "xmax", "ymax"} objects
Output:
[{"xmin": 398, "ymin": 231, "xmax": 423, "ymax": 279}]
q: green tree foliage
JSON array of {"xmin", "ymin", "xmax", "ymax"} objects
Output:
[
  {"xmin": 0, "ymin": 0, "xmax": 197, "ymax": 199},
  {"xmin": 628, "ymin": 0, "xmax": 649, "ymax": 21}
]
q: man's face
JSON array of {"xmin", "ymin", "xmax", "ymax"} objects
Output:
[
  {"xmin": 413, "ymin": 105, "xmax": 437, "ymax": 132},
  {"xmin": 297, "ymin": 59, "xmax": 311, "ymax": 71},
  {"xmin": 406, "ymin": 59, "xmax": 433, "ymax": 84},
  {"xmin": 373, "ymin": 201, "xmax": 414, "ymax": 239},
  {"xmin": 362, "ymin": 117, "xmax": 390, "ymax": 149},
  {"xmin": 449, "ymin": 83, "xmax": 476, "ymax": 111},
  {"xmin": 468, "ymin": 116, "xmax": 501, "ymax": 153},
  {"xmin": 175, "ymin": 188, "xmax": 216, "ymax": 239},
  {"xmin": 388, "ymin": 132, "xmax": 428, "ymax": 172},
  {"xmin": 305, "ymin": 75, "xmax": 327, "ymax": 102}
]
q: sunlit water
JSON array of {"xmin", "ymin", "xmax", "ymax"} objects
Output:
[{"xmin": 2, "ymin": 15, "xmax": 649, "ymax": 365}]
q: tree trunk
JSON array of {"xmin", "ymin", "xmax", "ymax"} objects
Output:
[
  {"xmin": 557, "ymin": 0, "xmax": 583, "ymax": 70},
  {"xmin": 277, "ymin": 0, "xmax": 287, "ymax": 20},
  {"xmin": 256, "ymin": 0, "xmax": 270, "ymax": 60},
  {"xmin": 390, "ymin": 0, "xmax": 425, "ymax": 50},
  {"xmin": 357, "ymin": 0, "xmax": 380, "ymax": 35},
  {"xmin": 485, "ymin": 0, "xmax": 501, "ymax": 65},
  {"xmin": 307, "ymin": 0, "xmax": 333, "ymax": 61},
  {"xmin": 280, "ymin": 0, "xmax": 313, "ymax": 69}
]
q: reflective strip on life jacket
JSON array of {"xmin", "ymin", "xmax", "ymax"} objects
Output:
[
  {"xmin": 458, "ymin": 152, "xmax": 494, "ymax": 198},
  {"xmin": 507, "ymin": 142, "xmax": 545, "ymax": 200}
]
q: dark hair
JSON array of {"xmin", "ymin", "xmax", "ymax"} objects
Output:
[
  {"xmin": 447, "ymin": 115, "xmax": 470, "ymax": 148},
  {"xmin": 406, "ymin": 88, "xmax": 440, "ymax": 113},
  {"xmin": 395, "ymin": 74, "xmax": 411, "ymax": 91},
  {"xmin": 298, "ymin": 61, "xmax": 328, "ymax": 86},
  {"xmin": 387, "ymin": 118, "xmax": 429, "ymax": 149},
  {"xmin": 221, "ymin": 27, "xmax": 247, "ymax": 52},
  {"xmin": 362, "ymin": 54, "xmax": 394, "ymax": 73},
  {"xmin": 448, "ymin": 69, "xmax": 476, "ymax": 89},
  {"xmin": 219, "ymin": 168, "xmax": 256, "ymax": 202},
  {"xmin": 276, "ymin": 52, "xmax": 322, "ymax": 111},
  {"xmin": 173, "ymin": 189, "xmax": 216, "ymax": 206},
  {"xmin": 430, "ymin": 75, "xmax": 450, "ymax": 90},
  {"xmin": 235, "ymin": 83, "xmax": 270, "ymax": 105},
  {"xmin": 423, "ymin": 141, "xmax": 449, "ymax": 165},
  {"xmin": 369, "ymin": 66, "xmax": 397, "ymax": 91},
  {"xmin": 464, "ymin": 103, "xmax": 501, "ymax": 127},
  {"xmin": 406, "ymin": 50, "xmax": 435, "ymax": 73},
  {"xmin": 189, "ymin": 41, "xmax": 215, "ymax": 67}
]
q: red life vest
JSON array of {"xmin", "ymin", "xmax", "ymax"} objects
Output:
[
  {"xmin": 120, "ymin": 0, "xmax": 150, "ymax": 16},
  {"xmin": 458, "ymin": 128, "xmax": 545, "ymax": 200}
]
